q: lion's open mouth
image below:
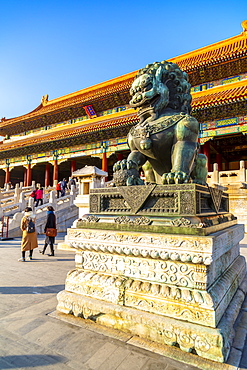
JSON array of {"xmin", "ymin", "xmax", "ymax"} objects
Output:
[{"xmin": 130, "ymin": 94, "xmax": 160, "ymax": 108}]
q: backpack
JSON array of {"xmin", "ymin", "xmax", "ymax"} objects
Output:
[
  {"xmin": 26, "ymin": 217, "xmax": 35, "ymax": 233},
  {"xmin": 70, "ymin": 179, "xmax": 76, "ymax": 186}
]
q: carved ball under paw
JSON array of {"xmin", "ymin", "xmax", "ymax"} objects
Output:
[
  {"xmin": 113, "ymin": 159, "xmax": 144, "ymax": 186},
  {"xmin": 113, "ymin": 168, "xmax": 142, "ymax": 186}
]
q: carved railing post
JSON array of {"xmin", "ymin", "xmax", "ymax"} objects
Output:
[
  {"xmin": 14, "ymin": 184, "xmax": 21, "ymax": 203},
  {"xmin": 212, "ymin": 163, "xmax": 219, "ymax": 184},
  {"xmin": 28, "ymin": 196, "xmax": 34, "ymax": 208},
  {"xmin": 19, "ymin": 192, "xmax": 26, "ymax": 211},
  {"xmin": 70, "ymin": 184, "xmax": 77, "ymax": 202},
  {"xmin": 49, "ymin": 190, "xmax": 57, "ymax": 210},
  {"xmin": 239, "ymin": 160, "xmax": 246, "ymax": 182}
]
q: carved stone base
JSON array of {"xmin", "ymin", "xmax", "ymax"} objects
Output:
[
  {"xmin": 64, "ymin": 254, "xmax": 246, "ymax": 328},
  {"xmin": 57, "ymin": 280, "xmax": 246, "ymax": 363},
  {"xmin": 77, "ymin": 184, "xmax": 234, "ymax": 236},
  {"xmin": 56, "ymin": 189, "xmax": 246, "ymax": 364},
  {"xmin": 68, "ymin": 224, "xmax": 244, "ymax": 268}
]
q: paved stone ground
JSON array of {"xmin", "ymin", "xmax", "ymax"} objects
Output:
[{"xmin": 0, "ymin": 232, "xmax": 247, "ymax": 370}]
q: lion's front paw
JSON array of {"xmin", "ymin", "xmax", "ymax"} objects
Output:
[
  {"xmin": 113, "ymin": 160, "xmax": 144, "ymax": 186},
  {"xmin": 162, "ymin": 171, "xmax": 189, "ymax": 184}
]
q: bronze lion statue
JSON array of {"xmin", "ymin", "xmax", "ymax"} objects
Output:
[{"xmin": 113, "ymin": 61, "xmax": 207, "ymax": 186}]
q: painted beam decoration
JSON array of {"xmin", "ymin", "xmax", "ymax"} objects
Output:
[
  {"xmin": 199, "ymin": 115, "xmax": 247, "ymax": 143},
  {"xmin": 83, "ymin": 105, "xmax": 97, "ymax": 118}
]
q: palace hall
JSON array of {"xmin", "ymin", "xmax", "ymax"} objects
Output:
[{"xmin": 0, "ymin": 22, "xmax": 246, "ymax": 187}]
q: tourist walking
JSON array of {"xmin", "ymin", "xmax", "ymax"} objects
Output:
[
  {"xmin": 35, "ymin": 186, "xmax": 43, "ymax": 207},
  {"xmin": 19, "ymin": 207, "xmax": 38, "ymax": 262},
  {"xmin": 68, "ymin": 177, "xmax": 76, "ymax": 189},
  {"xmin": 60, "ymin": 178, "xmax": 67, "ymax": 197},
  {"xmin": 40, "ymin": 206, "xmax": 57, "ymax": 256},
  {"xmin": 30, "ymin": 188, "xmax": 37, "ymax": 203},
  {"xmin": 56, "ymin": 181, "xmax": 61, "ymax": 198}
]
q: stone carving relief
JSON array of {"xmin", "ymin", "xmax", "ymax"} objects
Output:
[
  {"xmin": 180, "ymin": 192, "xmax": 195, "ymax": 214},
  {"xmin": 118, "ymin": 184, "xmax": 155, "ymax": 213},
  {"xmin": 56, "ymin": 289, "xmax": 229, "ymax": 361},
  {"xmin": 114, "ymin": 216, "xmax": 152, "ymax": 225},
  {"xmin": 90, "ymin": 194, "xmax": 99, "ymax": 213},
  {"xmin": 68, "ymin": 224, "xmax": 243, "ymax": 259},
  {"xmin": 65, "ymin": 270, "xmax": 125, "ymax": 305},
  {"xmin": 102, "ymin": 196, "xmax": 130, "ymax": 212},
  {"xmin": 124, "ymin": 295, "xmax": 213, "ymax": 326},
  {"xmin": 72, "ymin": 240, "xmax": 211, "ymax": 265},
  {"xmin": 80, "ymin": 215, "xmax": 100, "ymax": 223},
  {"xmin": 79, "ymin": 251, "xmax": 208, "ymax": 289},
  {"xmin": 142, "ymin": 192, "xmax": 179, "ymax": 213}
]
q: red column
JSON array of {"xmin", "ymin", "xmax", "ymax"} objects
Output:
[
  {"xmin": 102, "ymin": 152, "xmax": 108, "ymax": 172},
  {"xmin": 24, "ymin": 168, "xmax": 27, "ymax": 187},
  {"xmin": 5, "ymin": 167, "xmax": 10, "ymax": 184},
  {"xmin": 216, "ymin": 153, "xmax": 222, "ymax": 172},
  {"xmin": 27, "ymin": 163, "xmax": 32, "ymax": 186},
  {"xmin": 117, "ymin": 153, "xmax": 123, "ymax": 161},
  {"xmin": 71, "ymin": 160, "xmax": 76, "ymax": 176},
  {"xmin": 53, "ymin": 159, "xmax": 59, "ymax": 185},
  {"xmin": 45, "ymin": 164, "xmax": 50, "ymax": 187},
  {"xmin": 202, "ymin": 141, "xmax": 211, "ymax": 171},
  {"xmin": 102, "ymin": 152, "xmax": 108, "ymax": 181}
]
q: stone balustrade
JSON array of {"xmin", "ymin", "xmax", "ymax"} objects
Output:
[
  {"xmin": 207, "ymin": 161, "xmax": 247, "ymax": 186},
  {"xmin": 0, "ymin": 182, "xmax": 79, "ymax": 237},
  {"xmin": 207, "ymin": 161, "xmax": 247, "ymax": 232}
]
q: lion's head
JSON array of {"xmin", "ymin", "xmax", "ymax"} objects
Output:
[{"xmin": 129, "ymin": 61, "xmax": 192, "ymax": 120}]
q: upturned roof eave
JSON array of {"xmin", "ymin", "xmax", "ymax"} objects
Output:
[
  {"xmin": 0, "ymin": 109, "xmax": 138, "ymax": 150},
  {"xmin": 1, "ymin": 80, "xmax": 246, "ymax": 152},
  {"xmin": 169, "ymin": 31, "xmax": 247, "ymax": 68},
  {"xmin": 0, "ymin": 71, "xmax": 137, "ymax": 127}
]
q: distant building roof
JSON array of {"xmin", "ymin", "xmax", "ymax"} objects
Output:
[{"xmin": 73, "ymin": 166, "xmax": 108, "ymax": 177}]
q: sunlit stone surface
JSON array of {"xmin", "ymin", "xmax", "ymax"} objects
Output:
[{"xmin": 57, "ymin": 184, "xmax": 247, "ymax": 363}]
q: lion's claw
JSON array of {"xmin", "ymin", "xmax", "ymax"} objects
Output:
[{"xmin": 162, "ymin": 171, "xmax": 189, "ymax": 185}]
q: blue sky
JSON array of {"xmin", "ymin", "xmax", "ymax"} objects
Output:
[{"xmin": 0, "ymin": 0, "xmax": 246, "ymax": 119}]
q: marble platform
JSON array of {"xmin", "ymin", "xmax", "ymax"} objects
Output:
[{"xmin": 57, "ymin": 184, "xmax": 247, "ymax": 363}]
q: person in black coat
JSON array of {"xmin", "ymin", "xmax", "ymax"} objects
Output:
[{"xmin": 40, "ymin": 206, "xmax": 56, "ymax": 256}]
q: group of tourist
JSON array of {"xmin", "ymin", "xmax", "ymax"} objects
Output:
[
  {"xmin": 31, "ymin": 177, "xmax": 76, "ymax": 203},
  {"xmin": 56, "ymin": 177, "xmax": 76, "ymax": 198},
  {"xmin": 18, "ymin": 205, "xmax": 56, "ymax": 262},
  {"xmin": 19, "ymin": 177, "xmax": 77, "ymax": 262},
  {"xmin": 30, "ymin": 184, "xmax": 44, "ymax": 207}
]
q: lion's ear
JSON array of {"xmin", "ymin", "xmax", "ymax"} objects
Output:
[{"xmin": 155, "ymin": 66, "xmax": 163, "ymax": 82}]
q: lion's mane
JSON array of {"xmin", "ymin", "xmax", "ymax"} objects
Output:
[{"xmin": 134, "ymin": 61, "xmax": 192, "ymax": 114}]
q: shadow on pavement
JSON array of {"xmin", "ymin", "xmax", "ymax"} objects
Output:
[
  {"xmin": 0, "ymin": 354, "xmax": 66, "ymax": 368},
  {"xmin": 0, "ymin": 284, "xmax": 64, "ymax": 294},
  {"xmin": 19, "ymin": 257, "xmax": 74, "ymax": 262},
  {"xmin": 56, "ymin": 258, "xmax": 74, "ymax": 261}
]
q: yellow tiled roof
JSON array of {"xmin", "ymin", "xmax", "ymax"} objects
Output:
[
  {"xmin": 1, "ymin": 24, "xmax": 246, "ymax": 128},
  {"xmin": 192, "ymin": 79, "xmax": 247, "ymax": 109},
  {"xmin": 169, "ymin": 31, "xmax": 247, "ymax": 71},
  {"xmin": 2, "ymin": 79, "xmax": 247, "ymax": 151},
  {"xmin": 1, "ymin": 109, "xmax": 138, "ymax": 150}
]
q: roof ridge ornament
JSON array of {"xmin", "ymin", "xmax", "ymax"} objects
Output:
[
  {"xmin": 241, "ymin": 20, "xmax": 247, "ymax": 33},
  {"xmin": 41, "ymin": 94, "xmax": 49, "ymax": 106}
]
